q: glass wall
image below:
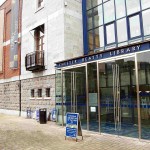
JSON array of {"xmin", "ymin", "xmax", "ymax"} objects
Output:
[
  {"xmin": 86, "ymin": 0, "xmax": 150, "ymax": 53},
  {"xmin": 56, "ymin": 51, "xmax": 150, "ymax": 140},
  {"xmin": 137, "ymin": 51, "xmax": 150, "ymax": 140},
  {"xmin": 88, "ymin": 63, "xmax": 99, "ymax": 132}
]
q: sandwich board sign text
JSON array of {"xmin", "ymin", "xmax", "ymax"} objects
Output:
[{"xmin": 65, "ymin": 113, "xmax": 83, "ymax": 142}]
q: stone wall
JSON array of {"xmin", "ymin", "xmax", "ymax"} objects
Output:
[
  {"xmin": 21, "ymin": 74, "xmax": 55, "ymax": 112},
  {"xmin": 0, "ymin": 81, "xmax": 20, "ymax": 111}
]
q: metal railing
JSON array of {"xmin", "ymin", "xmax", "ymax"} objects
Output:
[{"xmin": 25, "ymin": 50, "xmax": 44, "ymax": 70}]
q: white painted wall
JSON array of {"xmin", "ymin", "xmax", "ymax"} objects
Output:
[{"xmin": 21, "ymin": 0, "xmax": 83, "ymax": 80}]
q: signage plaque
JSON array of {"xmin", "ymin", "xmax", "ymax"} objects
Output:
[{"xmin": 65, "ymin": 113, "xmax": 83, "ymax": 142}]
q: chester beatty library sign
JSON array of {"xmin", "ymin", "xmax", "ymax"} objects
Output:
[{"xmin": 56, "ymin": 42, "xmax": 150, "ymax": 68}]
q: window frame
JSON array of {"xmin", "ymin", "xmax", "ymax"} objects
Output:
[
  {"xmin": 31, "ymin": 89, "xmax": 35, "ymax": 98},
  {"xmin": 105, "ymin": 22, "xmax": 117, "ymax": 46},
  {"xmin": 38, "ymin": 89, "xmax": 42, "ymax": 98},
  {"xmin": 46, "ymin": 88, "xmax": 50, "ymax": 97},
  {"xmin": 127, "ymin": 12, "xmax": 143, "ymax": 40}
]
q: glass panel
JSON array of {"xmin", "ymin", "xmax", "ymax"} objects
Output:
[
  {"xmin": 88, "ymin": 63, "xmax": 99, "ymax": 132},
  {"xmin": 142, "ymin": 9, "xmax": 150, "ymax": 36},
  {"xmin": 129, "ymin": 15, "xmax": 141, "ymax": 38},
  {"xmin": 104, "ymin": 0, "xmax": 115, "ymax": 23},
  {"xmin": 117, "ymin": 18, "xmax": 128, "ymax": 42},
  {"xmin": 88, "ymin": 30, "xmax": 94, "ymax": 52},
  {"xmin": 86, "ymin": 0, "xmax": 92, "ymax": 10},
  {"xmin": 106, "ymin": 23, "xmax": 115, "ymax": 44},
  {"xmin": 141, "ymin": 0, "xmax": 150, "ymax": 10},
  {"xmin": 126, "ymin": 0, "xmax": 140, "ymax": 15},
  {"xmin": 115, "ymin": 0, "xmax": 126, "ymax": 19},
  {"xmin": 87, "ymin": 10, "xmax": 93, "ymax": 30},
  {"xmin": 99, "ymin": 57, "xmax": 138, "ymax": 138},
  {"xmin": 94, "ymin": 5, "xmax": 103, "ymax": 27},
  {"xmin": 137, "ymin": 51, "xmax": 150, "ymax": 140},
  {"xmin": 55, "ymin": 69, "xmax": 63, "ymax": 125},
  {"xmin": 62, "ymin": 67, "xmax": 87, "ymax": 130},
  {"xmin": 92, "ymin": 0, "xmax": 102, "ymax": 7},
  {"xmin": 94, "ymin": 27, "xmax": 104, "ymax": 49}
]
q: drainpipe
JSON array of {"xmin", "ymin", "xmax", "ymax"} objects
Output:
[{"xmin": 19, "ymin": 0, "xmax": 23, "ymax": 116}]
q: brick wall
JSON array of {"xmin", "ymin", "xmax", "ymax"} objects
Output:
[{"xmin": 0, "ymin": 0, "xmax": 22, "ymax": 79}]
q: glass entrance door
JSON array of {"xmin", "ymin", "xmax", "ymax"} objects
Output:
[
  {"xmin": 62, "ymin": 67, "xmax": 87, "ymax": 129},
  {"xmin": 99, "ymin": 57, "xmax": 138, "ymax": 138}
]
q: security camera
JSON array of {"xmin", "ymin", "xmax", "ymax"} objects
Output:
[
  {"xmin": 14, "ymin": 40, "xmax": 20, "ymax": 44},
  {"xmin": 64, "ymin": 1, "xmax": 67, "ymax": 6},
  {"xmin": 14, "ymin": 40, "xmax": 18, "ymax": 44}
]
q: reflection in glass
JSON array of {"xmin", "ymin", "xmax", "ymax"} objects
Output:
[
  {"xmin": 92, "ymin": 0, "xmax": 102, "ymax": 7},
  {"xmin": 141, "ymin": 0, "xmax": 150, "ymax": 10},
  {"xmin": 87, "ymin": 10, "xmax": 93, "ymax": 30},
  {"xmin": 104, "ymin": 0, "xmax": 115, "ymax": 23},
  {"xmin": 94, "ymin": 27, "xmax": 104, "ymax": 49},
  {"xmin": 115, "ymin": 0, "xmax": 126, "ymax": 19},
  {"xmin": 87, "ymin": 0, "xmax": 92, "ymax": 10},
  {"xmin": 129, "ymin": 15, "xmax": 141, "ymax": 38},
  {"xmin": 88, "ymin": 30, "xmax": 94, "ymax": 52},
  {"xmin": 106, "ymin": 23, "xmax": 115, "ymax": 44},
  {"xmin": 117, "ymin": 18, "xmax": 127, "ymax": 42},
  {"xmin": 63, "ymin": 67, "xmax": 87, "ymax": 129},
  {"xmin": 55, "ymin": 69, "xmax": 63, "ymax": 125},
  {"xmin": 99, "ymin": 57, "xmax": 138, "ymax": 138},
  {"xmin": 142, "ymin": 9, "xmax": 150, "ymax": 36},
  {"xmin": 137, "ymin": 51, "xmax": 150, "ymax": 140},
  {"xmin": 126, "ymin": 0, "xmax": 140, "ymax": 15},
  {"xmin": 94, "ymin": 5, "xmax": 103, "ymax": 27},
  {"xmin": 88, "ymin": 63, "xmax": 98, "ymax": 132}
]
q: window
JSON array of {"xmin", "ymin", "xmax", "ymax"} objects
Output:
[
  {"xmin": 141, "ymin": 0, "xmax": 150, "ymax": 10},
  {"xmin": 87, "ymin": 10, "xmax": 93, "ymax": 30},
  {"xmin": 117, "ymin": 18, "xmax": 127, "ymax": 42},
  {"xmin": 87, "ymin": 0, "xmax": 92, "ymax": 10},
  {"xmin": 126, "ymin": 0, "xmax": 140, "ymax": 15},
  {"xmin": 104, "ymin": 0, "xmax": 115, "ymax": 23},
  {"xmin": 34, "ymin": 25, "xmax": 44, "ymax": 51},
  {"xmin": 94, "ymin": 5, "xmax": 103, "ymax": 27},
  {"xmin": 31, "ymin": 89, "xmax": 34, "ymax": 97},
  {"xmin": 115, "ymin": 0, "xmax": 126, "ymax": 19},
  {"xmin": 129, "ymin": 14, "xmax": 141, "ymax": 38},
  {"xmin": 37, "ymin": 0, "xmax": 44, "ymax": 8},
  {"xmin": 94, "ymin": 27, "xmax": 104, "ymax": 49},
  {"xmin": 142, "ymin": 9, "xmax": 150, "ymax": 36},
  {"xmin": 88, "ymin": 30, "xmax": 94, "ymax": 51},
  {"xmin": 46, "ymin": 88, "xmax": 50, "ymax": 97},
  {"xmin": 38, "ymin": 89, "xmax": 42, "ymax": 97},
  {"xmin": 106, "ymin": 23, "xmax": 116, "ymax": 44},
  {"xmin": 92, "ymin": 0, "xmax": 102, "ymax": 7}
]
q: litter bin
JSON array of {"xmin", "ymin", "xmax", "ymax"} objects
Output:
[{"xmin": 39, "ymin": 108, "xmax": 47, "ymax": 124}]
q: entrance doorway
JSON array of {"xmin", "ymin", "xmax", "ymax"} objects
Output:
[
  {"xmin": 98, "ymin": 57, "xmax": 138, "ymax": 138},
  {"xmin": 62, "ymin": 66, "xmax": 87, "ymax": 129}
]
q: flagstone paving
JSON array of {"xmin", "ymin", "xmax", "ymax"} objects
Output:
[{"xmin": 0, "ymin": 114, "xmax": 149, "ymax": 150}]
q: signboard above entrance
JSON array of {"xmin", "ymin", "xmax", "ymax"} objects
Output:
[{"xmin": 56, "ymin": 42, "xmax": 150, "ymax": 68}]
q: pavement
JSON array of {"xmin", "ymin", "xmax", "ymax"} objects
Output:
[{"xmin": 0, "ymin": 114, "xmax": 149, "ymax": 150}]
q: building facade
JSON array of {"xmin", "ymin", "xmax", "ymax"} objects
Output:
[
  {"xmin": 0, "ymin": 0, "xmax": 22, "ymax": 115},
  {"xmin": 55, "ymin": 0, "xmax": 150, "ymax": 141},
  {"xmin": 20, "ymin": 0, "xmax": 83, "ymax": 115}
]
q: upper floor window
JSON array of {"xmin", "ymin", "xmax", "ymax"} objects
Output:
[
  {"xmin": 34, "ymin": 25, "xmax": 44, "ymax": 51},
  {"xmin": 104, "ymin": 0, "xmax": 115, "ymax": 23},
  {"xmin": 37, "ymin": 0, "xmax": 44, "ymax": 8},
  {"xmin": 126, "ymin": 0, "xmax": 140, "ymax": 15},
  {"xmin": 129, "ymin": 14, "xmax": 141, "ymax": 38}
]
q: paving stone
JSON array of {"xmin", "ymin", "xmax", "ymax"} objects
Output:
[{"xmin": 0, "ymin": 114, "xmax": 149, "ymax": 150}]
